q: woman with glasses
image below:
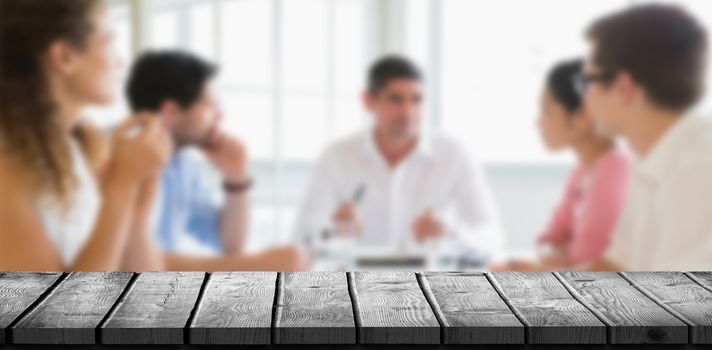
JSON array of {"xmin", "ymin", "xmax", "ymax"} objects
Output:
[{"xmin": 490, "ymin": 59, "xmax": 630, "ymax": 271}]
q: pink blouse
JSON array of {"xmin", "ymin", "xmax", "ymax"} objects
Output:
[{"xmin": 538, "ymin": 149, "xmax": 630, "ymax": 265}]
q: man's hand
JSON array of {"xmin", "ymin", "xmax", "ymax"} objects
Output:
[
  {"xmin": 331, "ymin": 202, "xmax": 361, "ymax": 236},
  {"xmin": 412, "ymin": 208, "xmax": 446, "ymax": 244},
  {"xmin": 202, "ymin": 130, "xmax": 249, "ymax": 182}
]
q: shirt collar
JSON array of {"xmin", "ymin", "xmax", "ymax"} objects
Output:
[
  {"xmin": 361, "ymin": 129, "xmax": 433, "ymax": 162},
  {"xmin": 635, "ymin": 114, "xmax": 697, "ymax": 182}
]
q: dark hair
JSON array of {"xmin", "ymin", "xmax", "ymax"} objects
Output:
[
  {"xmin": 367, "ymin": 55, "xmax": 422, "ymax": 94},
  {"xmin": 587, "ymin": 4, "xmax": 708, "ymax": 111},
  {"xmin": 126, "ymin": 50, "xmax": 217, "ymax": 112},
  {"xmin": 0, "ymin": 0, "xmax": 104, "ymax": 200},
  {"xmin": 547, "ymin": 59, "xmax": 583, "ymax": 114}
]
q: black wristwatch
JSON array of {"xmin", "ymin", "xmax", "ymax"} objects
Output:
[{"xmin": 223, "ymin": 177, "xmax": 253, "ymax": 194}]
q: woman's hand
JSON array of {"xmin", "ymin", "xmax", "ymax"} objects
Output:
[
  {"xmin": 131, "ymin": 172, "xmax": 161, "ymax": 230},
  {"xmin": 107, "ymin": 115, "xmax": 173, "ymax": 187}
]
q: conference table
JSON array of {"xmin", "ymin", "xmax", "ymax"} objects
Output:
[{"xmin": 1, "ymin": 271, "xmax": 712, "ymax": 349}]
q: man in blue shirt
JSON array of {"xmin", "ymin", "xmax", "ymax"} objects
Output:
[{"xmin": 125, "ymin": 50, "xmax": 307, "ymax": 270}]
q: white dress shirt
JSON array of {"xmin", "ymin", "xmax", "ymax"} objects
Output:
[
  {"xmin": 606, "ymin": 115, "xmax": 712, "ymax": 270},
  {"xmin": 293, "ymin": 130, "xmax": 503, "ymax": 259}
]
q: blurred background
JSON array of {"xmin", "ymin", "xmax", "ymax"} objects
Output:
[{"xmin": 93, "ymin": 0, "xmax": 712, "ymax": 255}]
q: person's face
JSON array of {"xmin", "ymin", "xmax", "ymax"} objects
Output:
[
  {"xmin": 364, "ymin": 79, "xmax": 423, "ymax": 142},
  {"xmin": 537, "ymin": 88, "xmax": 590, "ymax": 151},
  {"xmin": 167, "ymin": 81, "xmax": 224, "ymax": 146},
  {"xmin": 582, "ymin": 45, "xmax": 643, "ymax": 137},
  {"xmin": 48, "ymin": 6, "xmax": 123, "ymax": 107}
]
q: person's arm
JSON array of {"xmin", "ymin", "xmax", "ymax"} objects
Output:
[
  {"xmin": 163, "ymin": 245, "xmax": 310, "ymax": 272},
  {"xmin": 200, "ymin": 131, "xmax": 250, "ymax": 254},
  {"xmin": 650, "ymin": 161, "xmax": 712, "ymax": 270},
  {"xmin": 446, "ymin": 148, "xmax": 504, "ymax": 259},
  {"xmin": 537, "ymin": 170, "xmax": 579, "ymax": 247},
  {"xmin": 89, "ymin": 117, "xmax": 171, "ymax": 272},
  {"xmin": 219, "ymin": 186, "xmax": 250, "ymax": 254},
  {"xmin": 183, "ymin": 169, "xmax": 240, "ymax": 254},
  {"xmin": 0, "ymin": 118, "xmax": 168, "ymax": 272},
  {"xmin": 121, "ymin": 173, "xmax": 166, "ymax": 272},
  {"xmin": 582, "ymin": 258, "xmax": 624, "ymax": 271},
  {"xmin": 565, "ymin": 155, "xmax": 630, "ymax": 266},
  {"xmin": 292, "ymin": 150, "xmax": 341, "ymax": 245},
  {"xmin": 0, "ymin": 153, "xmax": 80, "ymax": 270}
]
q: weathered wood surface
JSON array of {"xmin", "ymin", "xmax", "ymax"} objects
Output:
[
  {"xmin": 0, "ymin": 271, "xmax": 710, "ymax": 346},
  {"xmin": 189, "ymin": 272, "xmax": 276, "ymax": 345},
  {"xmin": 349, "ymin": 272, "xmax": 440, "ymax": 344},
  {"xmin": 273, "ymin": 272, "xmax": 355, "ymax": 344},
  {"xmin": 557, "ymin": 272, "xmax": 688, "ymax": 344},
  {"xmin": 420, "ymin": 272, "xmax": 524, "ymax": 344},
  {"xmin": 623, "ymin": 272, "xmax": 712, "ymax": 344},
  {"xmin": 0, "ymin": 273, "xmax": 63, "ymax": 344},
  {"xmin": 101, "ymin": 272, "xmax": 205, "ymax": 344},
  {"xmin": 688, "ymin": 272, "xmax": 712, "ymax": 292},
  {"xmin": 11, "ymin": 272, "xmax": 133, "ymax": 344},
  {"xmin": 489, "ymin": 272, "xmax": 606, "ymax": 344}
]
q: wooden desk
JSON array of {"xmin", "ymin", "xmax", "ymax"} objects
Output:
[{"xmin": 1, "ymin": 271, "xmax": 711, "ymax": 348}]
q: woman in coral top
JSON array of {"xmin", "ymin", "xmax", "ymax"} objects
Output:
[{"xmin": 491, "ymin": 58, "xmax": 630, "ymax": 271}]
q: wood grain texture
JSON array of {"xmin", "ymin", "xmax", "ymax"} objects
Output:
[
  {"xmin": 0, "ymin": 272, "xmax": 63, "ymax": 344},
  {"xmin": 273, "ymin": 272, "xmax": 355, "ymax": 344},
  {"xmin": 489, "ymin": 272, "xmax": 606, "ymax": 344},
  {"xmin": 688, "ymin": 272, "xmax": 712, "ymax": 292},
  {"xmin": 421, "ymin": 272, "xmax": 524, "ymax": 344},
  {"xmin": 349, "ymin": 272, "xmax": 440, "ymax": 344},
  {"xmin": 12, "ymin": 272, "xmax": 132, "ymax": 345},
  {"xmin": 100, "ymin": 272, "xmax": 205, "ymax": 344},
  {"xmin": 189, "ymin": 272, "xmax": 276, "ymax": 345},
  {"xmin": 558, "ymin": 272, "xmax": 687, "ymax": 344},
  {"xmin": 624, "ymin": 272, "xmax": 712, "ymax": 344}
]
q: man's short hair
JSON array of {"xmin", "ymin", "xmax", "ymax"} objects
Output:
[
  {"xmin": 126, "ymin": 50, "xmax": 217, "ymax": 112},
  {"xmin": 367, "ymin": 55, "xmax": 423, "ymax": 94},
  {"xmin": 587, "ymin": 4, "xmax": 708, "ymax": 111}
]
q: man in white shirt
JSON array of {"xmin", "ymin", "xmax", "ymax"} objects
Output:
[
  {"xmin": 578, "ymin": 4, "xmax": 711, "ymax": 270},
  {"xmin": 294, "ymin": 56, "xmax": 502, "ymax": 261}
]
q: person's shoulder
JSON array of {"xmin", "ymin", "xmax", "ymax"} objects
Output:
[
  {"xmin": 677, "ymin": 115, "xmax": 712, "ymax": 166},
  {"xmin": 596, "ymin": 148, "xmax": 632, "ymax": 172},
  {"xmin": 74, "ymin": 119, "xmax": 110, "ymax": 175},
  {"xmin": 427, "ymin": 131, "xmax": 476, "ymax": 160},
  {"xmin": 0, "ymin": 150, "xmax": 33, "ymax": 198},
  {"xmin": 319, "ymin": 131, "xmax": 366, "ymax": 160}
]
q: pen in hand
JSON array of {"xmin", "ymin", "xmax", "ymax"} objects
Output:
[
  {"xmin": 320, "ymin": 183, "xmax": 368, "ymax": 241},
  {"xmin": 351, "ymin": 183, "xmax": 367, "ymax": 205}
]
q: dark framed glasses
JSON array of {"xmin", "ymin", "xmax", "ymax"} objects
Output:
[{"xmin": 573, "ymin": 71, "xmax": 615, "ymax": 97}]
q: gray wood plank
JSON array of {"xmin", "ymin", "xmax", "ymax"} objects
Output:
[
  {"xmin": 0, "ymin": 273, "xmax": 63, "ymax": 344},
  {"xmin": 12, "ymin": 272, "xmax": 133, "ymax": 345},
  {"xmin": 274, "ymin": 272, "xmax": 355, "ymax": 344},
  {"xmin": 688, "ymin": 272, "xmax": 712, "ymax": 292},
  {"xmin": 189, "ymin": 272, "xmax": 276, "ymax": 345},
  {"xmin": 558, "ymin": 272, "xmax": 688, "ymax": 344},
  {"xmin": 421, "ymin": 272, "xmax": 524, "ymax": 344},
  {"xmin": 349, "ymin": 271, "xmax": 440, "ymax": 344},
  {"xmin": 489, "ymin": 272, "xmax": 606, "ymax": 344},
  {"xmin": 100, "ymin": 272, "xmax": 205, "ymax": 344},
  {"xmin": 624, "ymin": 272, "xmax": 712, "ymax": 344}
]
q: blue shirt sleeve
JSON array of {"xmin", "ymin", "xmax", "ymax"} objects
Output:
[
  {"xmin": 156, "ymin": 149, "xmax": 225, "ymax": 253},
  {"xmin": 185, "ymin": 161, "xmax": 224, "ymax": 252}
]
